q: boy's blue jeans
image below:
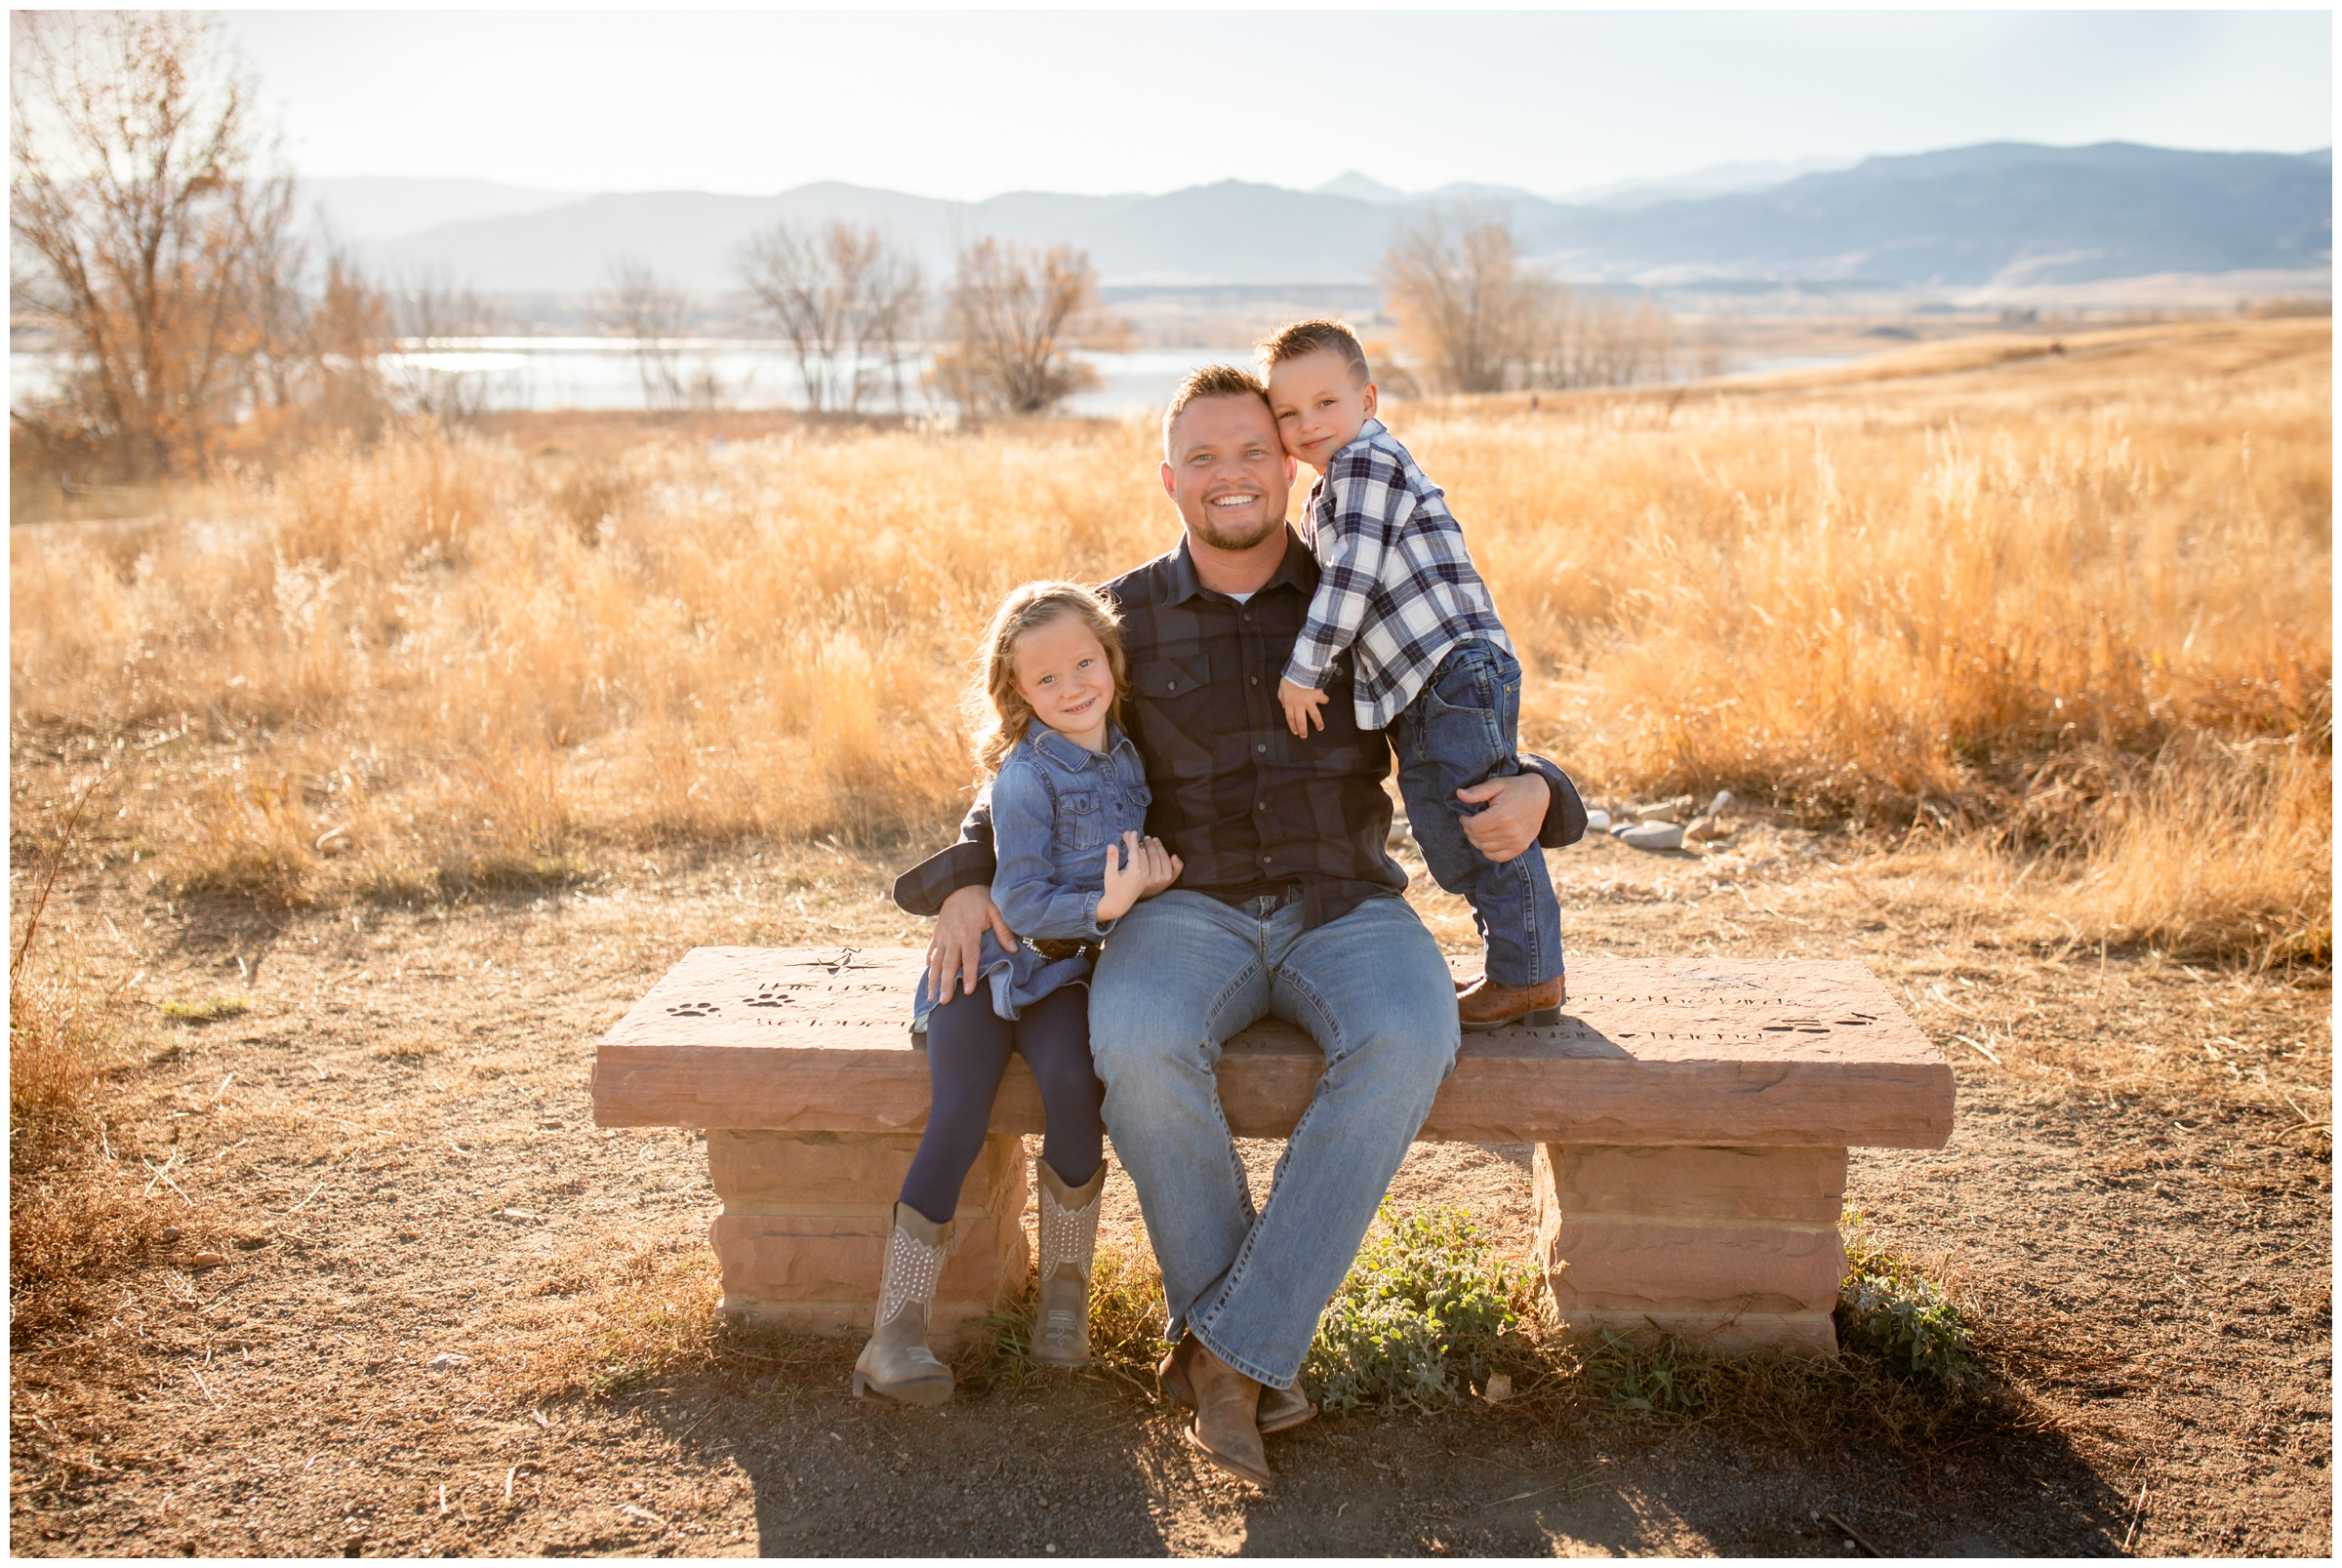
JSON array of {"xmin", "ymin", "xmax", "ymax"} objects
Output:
[
  {"xmin": 1087, "ymin": 890, "xmax": 1459, "ymax": 1389},
  {"xmin": 1389, "ymin": 639, "xmax": 1564, "ymax": 989}
]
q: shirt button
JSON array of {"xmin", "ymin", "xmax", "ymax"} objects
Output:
[
  {"xmin": 1250, "ymin": 676, "xmax": 1258, "ymax": 686},
  {"xmin": 1256, "ymin": 801, "xmax": 1267, "ymax": 811},
  {"xmin": 1255, "ymin": 743, "xmax": 1267, "ymax": 752},
  {"xmin": 1259, "ymin": 854, "xmax": 1272, "ymax": 865}
]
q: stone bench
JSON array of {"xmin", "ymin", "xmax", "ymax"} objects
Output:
[{"xmin": 591, "ymin": 947, "xmax": 1953, "ymax": 1356}]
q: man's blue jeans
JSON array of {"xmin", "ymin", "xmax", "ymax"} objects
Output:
[
  {"xmin": 1390, "ymin": 640, "xmax": 1564, "ymax": 989},
  {"xmin": 1088, "ymin": 890, "xmax": 1460, "ymax": 1389}
]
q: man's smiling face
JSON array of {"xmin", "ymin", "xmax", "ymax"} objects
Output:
[{"xmin": 1160, "ymin": 392, "xmax": 1295, "ymax": 554}]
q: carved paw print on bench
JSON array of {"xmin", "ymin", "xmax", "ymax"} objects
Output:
[
  {"xmin": 666, "ymin": 1000, "xmax": 721, "ymax": 1019},
  {"xmin": 742, "ymin": 984, "xmax": 798, "ymax": 1009}
]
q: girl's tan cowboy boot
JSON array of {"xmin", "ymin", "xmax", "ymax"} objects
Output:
[
  {"xmin": 1031, "ymin": 1158, "xmax": 1108, "ymax": 1367},
  {"xmin": 852, "ymin": 1203, "xmax": 955, "ymax": 1405}
]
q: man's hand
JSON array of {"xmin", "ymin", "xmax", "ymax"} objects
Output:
[
  {"xmin": 1278, "ymin": 677, "xmax": 1329, "ymax": 737},
  {"xmin": 1456, "ymin": 771, "xmax": 1551, "ymax": 864},
  {"xmin": 926, "ymin": 883, "xmax": 1015, "ymax": 1006}
]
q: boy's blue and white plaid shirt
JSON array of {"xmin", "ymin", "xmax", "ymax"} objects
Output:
[{"xmin": 1280, "ymin": 417, "xmax": 1514, "ymax": 730}]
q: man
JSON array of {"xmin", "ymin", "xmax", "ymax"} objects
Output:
[{"xmin": 895, "ymin": 366, "xmax": 1582, "ymax": 1488}]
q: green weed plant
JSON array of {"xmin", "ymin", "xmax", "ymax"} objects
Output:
[
  {"xmin": 1587, "ymin": 1327, "xmax": 1709, "ymax": 1416},
  {"xmin": 1301, "ymin": 1203, "xmax": 1540, "ymax": 1415},
  {"xmin": 1837, "ymin": 1208, "xmax": 1973, "ymax": 1383}
]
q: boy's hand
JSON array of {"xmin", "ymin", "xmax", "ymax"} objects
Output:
[
  {"xmin": 1137, "ymin": 836, "xmax": 1183, "ymax": 900},
  {"xmin": 1278, "ymin": 678, "xmax": 1329, "ymax": 737},
  {"xmin": 1094, "ymin": 831, "xmax": 1154, "ymax": 923}
]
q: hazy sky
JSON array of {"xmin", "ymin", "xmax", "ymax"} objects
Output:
[{"xmin": 225, "ymin": 8, "xmax": 2334, "ymax": 200}]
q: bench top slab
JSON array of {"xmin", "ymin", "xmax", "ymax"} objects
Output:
[{"xmin": 592, "ymin": 947, "xmax": 1953, "ymax": 1149}]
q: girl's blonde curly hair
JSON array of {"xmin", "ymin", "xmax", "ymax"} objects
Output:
[{"xmin": 967, "ymin": 581, "xmax": 1128, "ymax": 780}]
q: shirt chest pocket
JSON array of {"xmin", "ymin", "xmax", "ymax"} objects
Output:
[
  {"xmin": 1131, "ymin": 656, "xmax": 1211, "ymax": 702},
  {"xmin": 1117, "ymin": 781, "xmax": 1153, "ymax": 833},
  {"xmin": 1053, "ymin": 789, "xmax": 1107, "ymax": 852},
  {"xmin": 1129, "ymin": 658, "xmax": 1215, "ymax": 780}
]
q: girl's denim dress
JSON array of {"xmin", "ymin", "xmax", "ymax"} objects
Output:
[{"xmin": 911, "ymin": 721, "xmax": 1153, "ymax": 1032}]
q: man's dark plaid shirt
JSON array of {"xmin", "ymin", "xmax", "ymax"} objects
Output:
[{"xmin": 893, "ymin": 530, "xmax": 1584, "ymax": 930}]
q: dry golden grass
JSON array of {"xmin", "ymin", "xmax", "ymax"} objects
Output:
[
  {"xmin": 10, "ymin": 318, "xmax": 2329, "ymax": 963},
  {"xmin": 1916, "ymin": 731, "xmax": 2332, "ymax": 967},
  {"xmin": 9, "ymin": 771, "xmax": 168, "ymax": 1343}
]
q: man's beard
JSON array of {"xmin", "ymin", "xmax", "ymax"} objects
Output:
[{"xmin": 1191, "ymin": 504, "xmax": 1283, "ymax": 553}]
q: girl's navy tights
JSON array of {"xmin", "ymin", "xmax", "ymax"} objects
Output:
[{"xmin": 899, "ymin": 984, "xmax": 1103, "ymax": 1226}]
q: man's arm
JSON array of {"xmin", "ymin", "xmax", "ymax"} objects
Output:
[
  {"xmin": 1520, "ymin": 754, "xmax": 1588, "ymax": 848},
  {"xmin": 889, "ymin": 790, "xmax": 997, "ymax": 916},
  {"xmin": 1280, "ymin": 449, "xmax": 1405, "ymax": 691}
]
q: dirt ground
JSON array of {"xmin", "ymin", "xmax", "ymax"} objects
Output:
[{"xmin": 7, "ymin": 813, "xmax": 2330, "ymax": 1557}]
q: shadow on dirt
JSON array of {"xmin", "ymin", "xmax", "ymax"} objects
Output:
[{"xmin": 595, "ymin": 1331, "xmax": 2140, "ymax": 1555}]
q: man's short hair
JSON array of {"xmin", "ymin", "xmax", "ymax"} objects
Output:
[
  {"xmin": 1256, "ymin": 318, "xmax": 1371, "ymax": 384},
  {"xmin": 1161, "ymin": 363, "xmax": 1272, "ymax": 454}
]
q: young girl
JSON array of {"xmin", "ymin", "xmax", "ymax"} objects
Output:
[{"xmin": 855, "ymin": 581, "xmax": 1181, "ymax": 1405}]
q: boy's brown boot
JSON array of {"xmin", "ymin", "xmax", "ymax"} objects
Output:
[
  {"xmin": 1032, "ymin": 1158, "xmax": 1107, "ymax": 1368},
  {"xmin": 851, "ymin": 1203, "xmax": 955, "ymax": 1406},
  {"xmin": 1458, "ymin": 974, "xmax": 1567, "ymax": 1030}
]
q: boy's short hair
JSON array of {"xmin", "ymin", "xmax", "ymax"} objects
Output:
[
  {"xmin": 1256, "ymin": 319, "xmax": 1371, "ymax": 384},
  {"xmin": 1161, "ymin": 363, "xmax": 1272, "ymax": 454}
]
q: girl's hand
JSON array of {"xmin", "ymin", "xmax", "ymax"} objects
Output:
[
  {"xmin": 1278, "ymin": 677, "xmax": 1328, "ymax": 737},
  {"xmin": 1094, "ymin": 830, "xmax": 1152, "ymax": 923},
  {"xmin": 1138, "ymin": 836, "xmax": 1183, "ymax": 899}
]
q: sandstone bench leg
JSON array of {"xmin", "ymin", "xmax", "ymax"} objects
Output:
[
  {"xmin": 706, "ymin": 1130, "xmax": 1030, "ymax": 1345},
  {"xmin": 1533, "ymin": 1145, "xmax": 1847, "ymax": 1356}
]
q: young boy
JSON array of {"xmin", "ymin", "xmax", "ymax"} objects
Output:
[{"xmin": 1260, "ymin": 319, "xmax": 1564, "ymax": 1028}]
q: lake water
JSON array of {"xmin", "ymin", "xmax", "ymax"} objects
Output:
[
  {"xmin": 10, "ymin": 340, "xmax": 1856, "ymax": 420},
  {"xmin": 9, "ymin": 341, "xmax": 1264, "ymax": 422}
]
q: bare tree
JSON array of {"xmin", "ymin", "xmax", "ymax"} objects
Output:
[
  {"xmin": 931, "ymin": 239, "xmax": 1115, "ymax": 416},
  {"xmin": 738, "ymin": 221, "xmax": 923, "ymax": 414},
  {"xmin": 304, "ymin": 250, "xmax": 391, "ymax": 437},
  {"xmin": 1536, "ymin": 289, "xmax": 1675, "ymax": 389},
  {"xmin": 1383, "ymin": 205, "xmax": 1683, "ymax": 394},
  {"xmin": 1688, "ymin": 316, "xmax": 1735, "ymax": 381},
  {"xmin": 594, "ymin": 258, "xmax": 720, "ymax": 412},
  {"xmin": 10, "ymin": 12, "xmax": 306, "ymax": 476},
  {"xmin": 384, "ymin": 266, "xmax": 506, "ymax": 421},
  {"xmin": 1379, "ymin": 205, "xmax": 1551, "ymax": 395}
]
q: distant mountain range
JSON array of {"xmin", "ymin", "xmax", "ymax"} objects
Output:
[
  {"xmin": 301, "ymin": 176, "xmax": 585, "ymax": 242},
  {"xmin": 315, "ymin": 142, "xmax": 2330, "ymax": 296}
]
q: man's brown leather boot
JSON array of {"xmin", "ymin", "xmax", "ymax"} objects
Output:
[
  {"xmin": 1182, "ymin": 1342, "xmax": 1272, "ymax": 1489},
  {"xmin": 1158, "ymin": 1336, "xmax": 1316, "ymax": 1433},
  {"xmin": 1457, "ymin": 973, "xmax": 1567, "ymax": 1030}
]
